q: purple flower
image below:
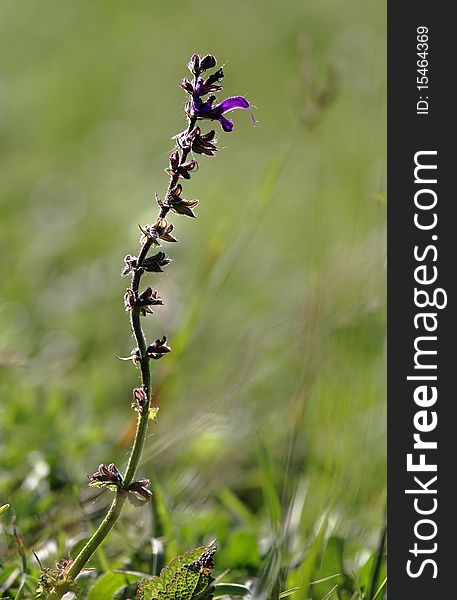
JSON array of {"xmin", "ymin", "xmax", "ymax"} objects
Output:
[{"xmin": 190, "ymin": 77, "xmax": 255, "ymax": 132}]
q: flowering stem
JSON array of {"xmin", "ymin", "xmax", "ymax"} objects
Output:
[
  {"xmin": 60, "ymin": 120, "xmax": 199, "ymax": 593},
  {"xmin": 47, "ymin": 54, "xmax": 252, "ymax": 598},
  {"xmin": 63, "ymin": 492, "xmax": 126, "ymax": 586},
  {"xmin": 123, "ymin": 117, "xmax": 197, "ymax": 487}
]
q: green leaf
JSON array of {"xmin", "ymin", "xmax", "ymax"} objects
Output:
[
  {"xmin": 88, "ymin": 571, "xmax": 139, "ymax": 600},
  {"xmin": 285, "ymin": 517, "xmax": 328, "ymax": 599},
  {"xmin": 217, "ymin": 487, "xmax": 256, "ymax": 528},
  {"xmin": 138, "ymin": 545, "xmax": 216, "ymax": 600},
  {"xmin": 372, "ymin": 576, "xmax": 387, "ymax": 600},
  {"xmin": 278, "ymin": 587, "xmax": 300, "ymax": 599},
  {"xmin": 321, "ymin": 583, "xmax": 339, "ymax": 600},
  {"xmin": 356, "ymin": 526, "xmax": 387, "ymax": 600},
  {"xmin": 257, "ymin": 439, "xmax": 281, "ymax": 530},
  {"xmin": 214, "ymin": 582, "xmax": 251, "ymax": 597},
  {"xmin": 366, "ymin": 525, "xmax": 386, "ymax": 600}
]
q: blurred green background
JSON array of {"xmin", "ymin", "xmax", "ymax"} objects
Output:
[{"xmin": 0, "ymin": 0, "xmax": 386, "ymax": 597}]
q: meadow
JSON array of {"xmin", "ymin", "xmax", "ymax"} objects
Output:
[{"xmin": 0, "ymin": 1, "xmax": 386, "ymax": 598}]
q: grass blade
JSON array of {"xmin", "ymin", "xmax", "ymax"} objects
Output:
[
  {"xmin": 257, "ymin": 438, "xmax": 281, "ymax": 531},
  {"xmin": 372, "ymin": 576, "xmax": 387, "ymax": 600},
  {"xmin": 214, "ymin": 582, "xmax": 252, "ymax": 597},
  {"xmin": 366, "ymin": 523, "xmax": 386, "ymax": 600}
]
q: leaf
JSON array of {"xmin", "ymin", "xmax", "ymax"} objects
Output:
[
  {"xmin": 366, "ymin": 525, "xmax": 386, "ymax": 600},
  {"xmin": 372, "ymin": 576, "xmax": 387, "ymax": 600},
  {"xmin": 214, "ymin": 582, "xmax": 251, "ymax": 597},
  {"xmin": 356, "ymin": 525, "xmax": 387, "ymax": 600},
  {"xmin": 257, "ymin": 439, "xmax": 281, "ymax": 531},
  {"xmin": 170, "ymin": 198, "xmax": 199, "ymax": 218},
  {"xmin": 138, "ymin": 545, "xmax": 216, "ymax": 600},
  {"xmin": 88, "ymin": 571, "xmax": 140, "ymax": 600},
  {"xmin": 149, "ymin": 407, "xmax": 159, "ymax": 423},
  {"xmin": 278, "ymin": 587, "xmax": 300, "ymax": 599},
  {"xmin": 253, "ymin": 540, "xmax": 282, "ymax": 600},
  {"xmin": 216, "ymin": 487, "xmax": 256, "ymax": 528},
  {"xmin": 308, "ymin": 536, "xmax": 346, "ymax": 597},
  {"xmin": 285, "ymin": 517, "xmax": 328, "ymax": 599},
  {"xmin": 321, "ymin": 583, "xmax": 338, "ymax": 600}
]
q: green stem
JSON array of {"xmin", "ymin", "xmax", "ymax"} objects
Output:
[
  {"xmin": 61, "ymin": 310, "xmax": 151, "ymax": 590},
  {"xmin": 64, "ymin": 490, "xmax": 127, "ymax": 583},
  {"xmin": 55, "ymin": 113, "xmax": 198, "ymax": 596},
  {"xmin": 124, "ymin": 309, "xmax": 151, "ymax": 486}
]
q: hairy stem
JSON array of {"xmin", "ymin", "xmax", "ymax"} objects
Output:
[
  {"xmin": 63, "ymin": 491, "xmax": 126, "ymax": 585},
  {"xmin": 58, "ymin": 114, "xmax": 198, "ymax": 592},
  {"xmin": 123, "ymin": 309, "xmax": 151, "ymax": 486}
]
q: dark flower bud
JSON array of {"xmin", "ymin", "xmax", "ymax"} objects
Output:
[
  {"xmin": 160, "ymin": 223, "xmax": 178, "ymax": 243},
  {"xmin": 89, "ymin": 463, "xmax": 123, "ymax": 489},
  {"xmin": 200, "ymin": 54, "xmax": 217, "ymax": 71},
  {"xmin": 142, "ymin": 251, "xmax": 172, "ymax": 273},
  {"xmin": 191, "ymin": 128, "xmax": 218, "ymax": 156},
  {"xmin": 177, "ymin": 166, "xmax": 191, "ymax": 180},
  {"xmin": 188, "ymin": 54, "xmax": 200, "ymax": 75},
  {"xmin": 137, "ymin": 287, "xmax": 163, "ymax": 306},
  {"xmin": 126, "ymin": 479, "xmax": 153, "ymax": 507},
  {"xmin": 201, "ymin": 130, "xmax": 216, "ymax": 142},
  {"xmin": 135, "ymin": 287, "xmax": 163, "ymax": 316},
  {"xmin": 205, "ymin": 68, "xmax": 224, "ymax": 86},
  {"xmin": 139, "ymin": 223, "xmax": 159, "ymax": 246},
  {"xmin": 121, "ymin": 254, "xmax": 138, "ymax": 277},
  {"xmin": 169, "ymin": 151, "xmax": 180, "ymax": 172},
  {"xmin": 170, "ymin": 198, "xmax": 199, "ymax": 218},
  {"xmin": 198, "ymin": 69, "xmax": 224, "ymax": 94},
  {"xmin": 153, "ymin": 217, "xmax": 168, "ymax": 235},
  {"xmin": 182, "ymin": 159, "xmax": 197, "ymax": 171},
  {"xmin": 132, "ymin": 387, "xmax": 148, "ymax": 414},
  {"xmin": 200, "ymin": 83, "xmax": 223, "ymax": 95},
  {"xmin": 167, "ymin": 184, "xmax": 199, "ymax": 218},
  {"xmin": 169, "ymin": 183, "xmax": 182, "ymax": 199},
  {"xmin": 179, "ymin": 77, "xmax": 194, "ymax": 94},
  {"xmin": 177, "ymin": 159, "xmax": 198, "ymax": 180},
  {"xmin": 146, "ymin": 335, "xmax": 171, "ymax": 359},
  {"xmin": 124, "ymin": 288, "xmax": 136, "ymax": 311}
]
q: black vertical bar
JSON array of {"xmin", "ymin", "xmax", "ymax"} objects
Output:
[{"xmin": 388, "ymin": 3, "xmax": 454, "ymax": 598}]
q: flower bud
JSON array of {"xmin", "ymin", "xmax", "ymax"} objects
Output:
[
  {"xmin": 179, "ymin": 77, "xmax": 194, "ymax": 94},
  {"xmin": 142, "ymin": 251, "xmax": 172, "ymax": 273},
  {"xmin": 137, "ymin": 287, "xmax": 163, "ymax": 306},
  {"xmin": 89, "ymin": 463, "xmax": 123, "ymax": 489},
  {"xmin": 200, "ymin": 54, "xmax": 217, "ymax": 71},
  {"xmin": 126, "ymin": 479, "xmax": 153, "ymax": 506},
  {"xmin": 154, "ymin": 218, "xmax": 168, "ymax": 234},
  {"xmin": 188, "ymin": 54, "xmax": 200, "ymax": 75},
  {"xmin": 169, "ymin": 151, "xmax": 180, "ymax": 172},
  {"xmin": 132, "ymin": 387, "xmax": 148, "ymax": 414},
  {"xmin": 121, "ymin": 254, "xmax": 138, "ymax": 277},
  {"xmin": 146, "ymin": 335, "xmax": 171, "ymax": 359},
  {"xmin": 159, "ymin": 223, "xmax": 178, "ymax": 243},
  {"xmin": 170, "ymin": 198, "xmax": 199, "ymax": 218}
]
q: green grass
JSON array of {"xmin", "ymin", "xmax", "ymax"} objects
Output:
[{"xmin": 0, "ymin": 0, "xmax": 386, "ymax": 597}]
